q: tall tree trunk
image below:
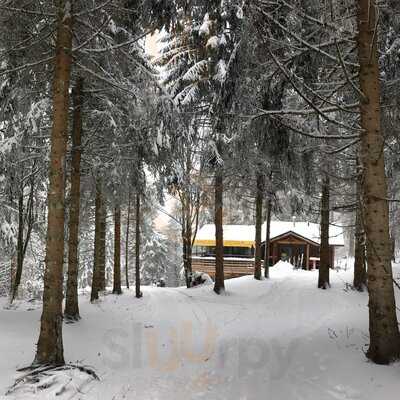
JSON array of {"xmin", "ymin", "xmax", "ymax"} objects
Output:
[
  {"xmin": 186, "ymin": 212, "xmax": 193, "ymax": 283},
  {"xmin": 263, "ymin": 197, "xmax": 272, "ymax": 278},
  {"xmin": 99, "ymin": 197, "xmax": 107, "ymax": 290},
  {"xmin": 353, "ymin": 167, "xmax": 366, "ymax": 291},
  {"xmin": 125, "ymin": 193, "xmax": 131, "ymax": 289},
  {"xmin": 214, "ymin": 167, "xmax": 225, "ymax": 294},
  {"xmin": 254, "ymin": 173, "xmax": 264, "ymax": 280},
  {"xmin": 65, "ymin": 77, "xmax": 83, "ymax": 321},
  {"xmin": 318, "ymin": 174, "xmax": 330, "ymax": 289},
  {"xmin": 357, "ymin": 0, "xmax": 400, "ymax": 363},
  {"xmin": 182, "ymin": 195, "xmax": 193, "ymax": 288},
  {"xmin": 113, "ymin": 205, "xmax": 122, "ymax": 294},
  {"xmin": 34, "ymin": 1, "xmax": 73, "ymax": 366},
  {"xmin": 12, "ymin": 178, "xmax": 35, "ymax": 302},
  {"xmin": 11, "ymin": 191, "xmax": 24, "ymax": 302},
  {"xmin": 91, "ymin": 180, "xmax": 103, "ymax": 302},
  {"xmin": 135, "ymin": 190, "xmax": 142, "ymax": 298},
  {"xmin": 182, "ymin": 223, "xmax": 189, "ymax": 287},
  {"xmin": 12, "ymin": 179, "xmax": 35, "ymax": 302}
]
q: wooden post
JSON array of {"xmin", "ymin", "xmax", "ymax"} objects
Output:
[{"xmin": 306, "ymin": 244, "xmax": 310, "ymax": 271}]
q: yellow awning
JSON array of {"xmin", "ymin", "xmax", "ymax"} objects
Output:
[{"xmin": 194, "ymin": 239, "xmax": 254, "ymax": 248}]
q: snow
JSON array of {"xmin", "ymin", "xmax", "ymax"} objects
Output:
[
  {"xmin": 1, "ymin": 264, "xmax": 399, "ymax": 399},
  {"xmin": 199, "ymin": 14, "xmax": 211, "ymax": 36},
  {"xmin": 195, "ymin": 220, "xmax": 345, "ymax": 246},
  {"xmin": 196, "ymin": 224, "xmax": 255, "ymax": 244},
  {"xmin": 206, "ymin": 36, "xmax": 219, "ymax": 49}
]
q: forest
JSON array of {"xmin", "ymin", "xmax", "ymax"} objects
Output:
[{"xmin": 0, "ymin": 0, "xmax": 400, "ymax": 399}]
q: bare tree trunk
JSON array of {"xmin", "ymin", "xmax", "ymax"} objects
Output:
[
  {"xmin": 12, "ymin": 178, "xmax": 35, "ymax": 302},
  {"xmin": 263, "ymin": 197, "xmax": 272, "ymax": 278},
  {"xmin": 254, "ymin": 173, "xmax": 264, "ymax": 280},
  {"xmin": 99, "ymin": 198, "xmax": 107, "ymax": 290},
  {"xmin": 318, "ymin": 174, "xmax": 330, "ymax": 289},
  {"xmin": 11, "ymin": 192, "xmax": 24, "ymax": 302},
  {"xmin": 214, "ymin": 167, "xmax": 225, "ymax": 294},
  {"xmin": 34, "ymin": 1, "xmax": 73, "ymax": 366},
  {"xmin": 113, "ymin": 205, "xmax": 122, "ymax": 294},
  {"xmin": 182, "ymin": 226, "xmax": 189, "ymax": 287},
  {"xmin": 353, "ymin": 167, "xmax": 366, "ymax": 291},
  {"xmin": 182, "ymin": 195, "xmax": 193, "ymax": 288},
  {"xmin": 182, "ymin": 206, "xmax": 190, "ymax": 288},
  {"xmin": 135, "ymin": 191, "xmax": 142, "ymax": 298},
  {"xmin": 185, "ymin": 202, "xmax": 193, "ymax": 279},
  {"xmin": 65, "ymin": 78, "xmax": 83, "ymax": 321},
  {"xmin": 91, "ymin": 180, "xmax": 103, "ymax": 302},
  {"xmin": 125, "ymin": 192, "xmax": 131, "ymax": 289},
  {"xmin": 357, "ymin": 0, "xmax": 400, "ymax": 364}
]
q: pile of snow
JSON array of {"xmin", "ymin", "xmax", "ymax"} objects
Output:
[
  {"xmin": 269, "ymin": 260, "xmax": 295, "ymax": 277},
  {"xmin": 191, "ymin": 271, "xmax": 213, "ymax": 287}
]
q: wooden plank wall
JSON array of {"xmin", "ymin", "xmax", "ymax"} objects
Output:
[{"xmin": 192, "ymin": 257, "xmax": 254, "ymax": 278}]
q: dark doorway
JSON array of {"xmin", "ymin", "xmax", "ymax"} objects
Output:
[{"xmin": 278, "ymin": 244, "xmax": 306, "ymax": 269}]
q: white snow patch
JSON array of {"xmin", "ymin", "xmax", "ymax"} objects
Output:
[{"xmin": 0, "ymin": 265, "xmax": 399, "ymax": 399}]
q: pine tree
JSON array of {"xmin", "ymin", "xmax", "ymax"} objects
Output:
[
  {"xmin": 34, "ymin": 0, "xmax": 73, "ymax": 366},
  {"xmin": 356, "ymin": 0, "xmax": 400, "ymax": 364}
]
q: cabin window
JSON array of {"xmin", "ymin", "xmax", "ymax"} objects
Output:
[{"xmin": 192, "ymin": 246, "xmax": 253, "ymax": 258}]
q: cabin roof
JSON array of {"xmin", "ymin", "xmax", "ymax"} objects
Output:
[{"xmin": 194, "ymin": 220, "xmax": 345, "ymax": 247}]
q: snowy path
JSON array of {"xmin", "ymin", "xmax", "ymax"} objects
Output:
[{"xmin": 1, "ymin": 264, "xmax": 400, "ymax": 399}]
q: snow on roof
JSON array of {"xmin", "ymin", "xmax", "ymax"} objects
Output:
[
  {"xmin": 195, "ymin": 220, "xmax": 345, "ymax": 246},
  {"xmin": 262, "ymin": 220, "xmax": 344, "ymax": 246},
  {"xmin": 195, "ymin": 224, "xmax": 255, "ymax": 245}
]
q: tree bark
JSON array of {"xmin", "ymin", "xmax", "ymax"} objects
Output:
[
  {"xmin": 357, "ymin": 0, "xmax": 400, "ymax": 364},
  {"xmin": 263, "ymin": 197, "xmax": 272, "ymax": 278},
  {"xmin": 125, "ymin": 193, "xmax": 131, "ymax": 289},
  {"xmin": 65, "ymin": 77, "xmax": 83, "ymax": 321},
  {"xmin": 254, "ymin": 174, "xmax": 264, "ymax": 280},
  {"xmin": 214, "ymin": 167, "xmax": 225, "ymax": 294},
  {"xmin": 91, "ymin": 180, "xmax": 103, "ymax": 302},
  {"xmin": 182, "ymin": 222, "xmax": 189, "ymax": 287},
  {"xmin": 135, "ymin": 190, "xmax": 142, "ymax": 298},
  {"xmin": 182, "ymin": 194, "xmax": 193, "ymax": 288},
  {"xmin": 13, "ymin": 179, "xmax": 35, "ymax": 300},
  {"xmin": 113, "ymin": 205, "xmax": 122, "ymax": 294},
  {"xmin": 34, "ymin": 0, "xmax": 73, "ymax": 366},
  {"xmin": 11, "ymin": 192, "xmax": 24, "ymax": 302},
  {"xmin": 318, "ymin": 174, "xmax": 330, "ymax": 289},
  {"xmin": 99, "ymin": 197, "xmax": 107, "ymax": 290},
  {"xmin": 353, "ymin": 168, "xmax": 366, "ymax": 291}
]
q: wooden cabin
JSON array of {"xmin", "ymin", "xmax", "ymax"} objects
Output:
[{"xmin": 192, "ymin": 220, "xmax": 344, "ymax": 279}]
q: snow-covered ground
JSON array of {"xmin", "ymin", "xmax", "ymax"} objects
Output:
[{"xmin": 1, "ymin": 262, "xmax": 400, "ymax": 399}]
